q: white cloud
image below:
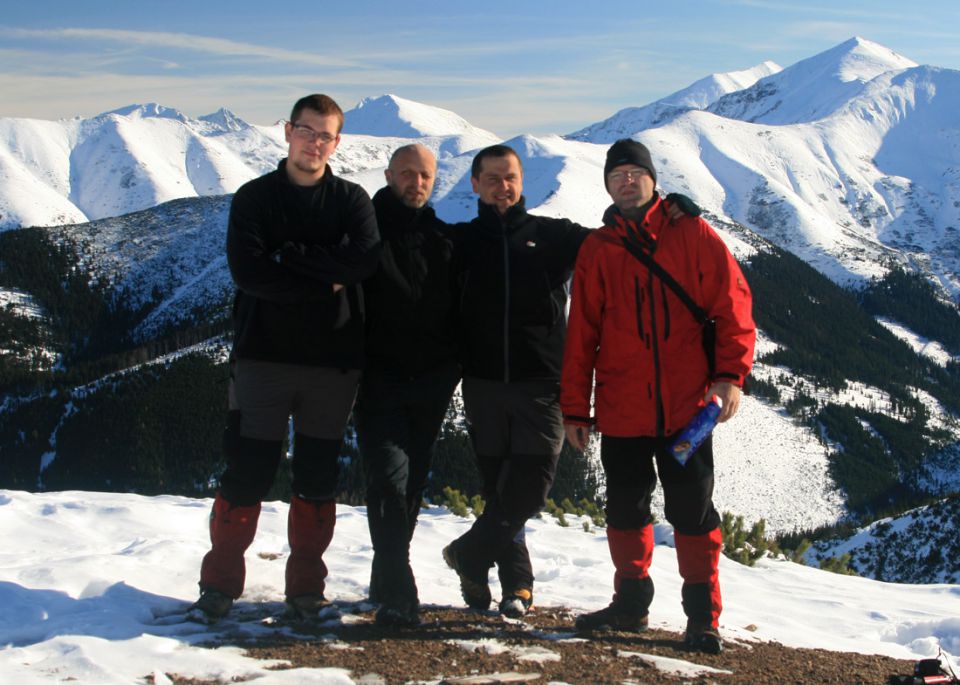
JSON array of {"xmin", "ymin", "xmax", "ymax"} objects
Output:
[{"xmin": 0, "ymin": 27, "xmax": 363, "ymax": 68}]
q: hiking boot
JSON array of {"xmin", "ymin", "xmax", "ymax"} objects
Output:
[
  {"xmin": 684, "ymin": 621, "xmax": 723, "ymax": 654},
  {"xmin": 575, "ymin": 603, "xmax": 649, "ymax": 633},
  {"xmin": 188, "ymin": 588, "xmax": 233, "ymax": 623},
  {"xmin": 375, "ymin": 600, "xmax": 420, "ymax": 628},
  {"xmin": 499, "ymin": 588, "xmax": 533, "ymax": 618},
  {"xmin": 442, "ymin": 544, "xmax": 491, "ymax": 610},
  {"xmin": 285, "ymin": 593, "xmax": 334, "ymax": 620}
]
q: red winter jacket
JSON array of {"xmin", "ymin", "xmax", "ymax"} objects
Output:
[{"xmin": 560, "ymin": 197, "xmax": 755, "ymax": 437}]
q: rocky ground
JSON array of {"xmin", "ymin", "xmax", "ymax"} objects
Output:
[{"xmin": 154, "ymin": 604, "xmax": 926, "ymax": 685}]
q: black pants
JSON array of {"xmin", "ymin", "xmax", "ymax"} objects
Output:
[
  {"xmin": 354, "ymin": 361, "xmax": 460, "ymax": 604},
  {"xmin": 466, "ymin": 451, "xmax": 559, "ymax": 593},
  {"xmin": 600, "ymin": 434, "xmax": 720, "ymax": 535},
  {"xmin": 452, "ymin": 378, "xmax": 564, "ymax": 595}
]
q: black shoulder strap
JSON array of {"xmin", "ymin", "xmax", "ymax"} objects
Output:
[{"xmin": 619, "ymin": 233, "xmax": 708, "ymax": 325}]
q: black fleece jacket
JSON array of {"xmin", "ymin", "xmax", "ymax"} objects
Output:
[
  {"xmin": 363, "ymin": 187, "xmax": 458, "ymax": 377},
  {"xmin": 452, "ymin": 198, "xmax": 590, "ymax": 383},
  {"xmin": 226, "ymin": 159, "xmax": 380, "ymax": 368}
]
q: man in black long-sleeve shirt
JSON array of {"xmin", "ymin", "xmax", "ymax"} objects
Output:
[
  {"xmin": 442, "ymin": 144, "xmax": 591, "ymax": 618},
  {"xmin": 191, "ymin": 94, "xmax": 380, "ymax": 624},
  {"xmin": 354, "ymin": 144, "xmax": 460, "ymax": 627}
]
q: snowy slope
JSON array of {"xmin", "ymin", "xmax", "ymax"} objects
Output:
[
  {"xmin": 568, "ymin": 60, "xmax": 781, "ymax": 142},
  {"xmin": 622, "ymin": 70, "xmax": 959, "ymax": 291},
  {"xmin": 0, "ymin": 490, "xmax": 956, "ymax": 684},
  {"xmin": 707, "ymin": 37, "xmax": 918, "ymax": 124},
  {"xmin": 343, "ymin": 94, "xmax": 501, "ymax": 156},
  {"xmin": 0, "ymin": 105, "xmax": 284, "ymax": 231},
  {"xmin": 807, "ymin": 496, "xmax": 960, "ymax": 584}
]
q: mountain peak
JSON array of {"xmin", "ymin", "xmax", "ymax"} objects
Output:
[
  {"xmin": 343, "ymin": 94, "xmax": 497, "ymax": 139},
  {"xmin": 104, "ymin": 103, "xmax": 192, "ymax": 123},
  {"xmin": 198, "ymin": 108, "xmax": 250, "ymax": 132},
  {"xmin": 823, "ymin": 36, "xmax": 918, "ymax": 83},
  {"xmin": 707, "ymin": 36, "xmax": 917, "ymax": 125}
]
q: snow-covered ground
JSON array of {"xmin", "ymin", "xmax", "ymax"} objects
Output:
[
  {"xmin": 1, "ymin": 490, "xmax": 957, "ymax": 684},
  {"xmin": 876, "ymin": 316, "xmax": 958, "ymax": 367},
  {"xmin": 0, "ymin": 288, "xmax": 45, "ymax": 320}
]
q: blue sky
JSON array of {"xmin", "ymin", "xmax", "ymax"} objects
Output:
[{"xmin": 1, "ymin": 0, "xmax": 958, "ymax": 136}]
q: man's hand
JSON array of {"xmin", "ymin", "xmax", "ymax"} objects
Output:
[
  {"xmin": 705, "ymin": 381, "xmax": 741, "ymax": 422},
  {"xmin": 664, "ymin": 192, "xmax": 702, "ymax": 219},
  {"xmin": 332, "ymin": 283, "xmax": 344, "ymax": 293},
  {"xmin": 564, "ymin": 423, "xmax": 591, "ymax": 451}
]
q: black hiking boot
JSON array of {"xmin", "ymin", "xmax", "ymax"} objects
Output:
[
  {"xmin": 375, "ymin": 598, "xmax": 420, "ymax": 628},
  {"xmin": 188, "ymin": 588, "xmax": 233, "ymax": 623},
  {"xmin": 684, "ymin": 621, "xmax": 723, "ymax": 654},
  {"xmin": 575, "ymin": 603, "xmax": 650, "ymax": 632},
  {"xmin": 442, "ymin": 543, "xmax": 491, "ymax": 610},
  {"xmin": 576, "ymin": 576, "xmax": 653, "ymax": 633}
]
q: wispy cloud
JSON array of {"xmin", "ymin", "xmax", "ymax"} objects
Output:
[{"xmin": 0, "ymin": 27, "xmax": 364, "ymax": 68}]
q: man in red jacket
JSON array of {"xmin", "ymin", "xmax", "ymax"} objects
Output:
[{"xmin": 560, "ymin": 139, "xmax": 755, "ymax": 654}]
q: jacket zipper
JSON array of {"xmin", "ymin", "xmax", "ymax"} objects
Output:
[
  {"xmin": 502, "ymin": 218, "xmax": 511, "ymax": 383},
  {"xmin": 647, "ymin": 268, "xmax": 665, "ymax": 436},
  {"xmin": 661, "ymin": 281, "xmax": 671, "ymax": 340},
  {"xmin": 634, "ymin": 276, "xmax": 645, "ymax": 339}
]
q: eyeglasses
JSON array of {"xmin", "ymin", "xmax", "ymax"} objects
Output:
[
  {"xmin": 290, "ymin": 123, "xmax": 338, "ymax": 144},
  {"xmin": 607, "ymin": 168, "xmax": 649, "ymax": 184}
]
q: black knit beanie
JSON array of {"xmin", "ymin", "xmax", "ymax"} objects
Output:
[{"xmin": 604, "ymin": 139, "xmax": 656, "ymax": 188}]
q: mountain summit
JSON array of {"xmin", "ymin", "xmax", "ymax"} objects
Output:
[
  {"xmin": 343, "ymin": 94, "xmax": 498, "ymax": 139},
  {"xmin": 708, "ymin": 36, "xmax": 918, "ymax": 124},
  {"xmin": 105, "ymin": 103, "xmax": 192, "ymax": 122}
]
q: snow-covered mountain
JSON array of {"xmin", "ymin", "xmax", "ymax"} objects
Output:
[
  {"xmin": 0, "ymin": 103, "xmax": 285, "ymax": 230},
  {"xmin": 1, "ymin": 38, "xmax": 954, "ymax": 333},
  {"xmin": 0, "ymin": 96, "xmax": 501, "ymax": 232},
  {"xmin": 343, "ymin": 94, "xmax": 500, "ymax": 157},
  {"xmin": 808, "ymin": 496, "xmax": 960, "ymax": 584},
  {"xmin": 567, "ymin": 60, "xmax": 782, "ymax": 141},
  {"xmin": 3, "ymin": 37, "xmax": 958, "ymax": 298},
  {"xmin": 707, "ymin": 37, "xmax": 917, "ymax": 124},
  {"xmin": 571, "ymin": 37, "xmax": 960, "ymax": 294},
  {"xmin": 44, "ymin": 196, "xmax": 235, "ymax": 340}
]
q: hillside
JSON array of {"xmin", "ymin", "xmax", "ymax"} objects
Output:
[
  {"xmin": 807, "ymin": 495, "xmax": 960, "ymax": 584},
  {"xmin": 567, "ymin": 60, "xmax": 782, "ymax": 141}
]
